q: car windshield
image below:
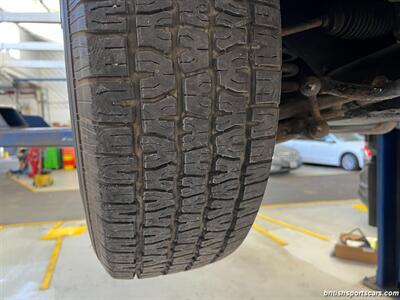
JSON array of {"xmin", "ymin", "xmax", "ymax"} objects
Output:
[{"xmin": 334, "ymin": 133, "xmax": 364, "ymax": 142}]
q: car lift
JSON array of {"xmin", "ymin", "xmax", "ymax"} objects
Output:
[
  {"xmin": 0, "ymin": 127, "xmax": 73, "ymax": 147},
  {"xmin": 364, "ymin": 129, "xmax": 400, "ymax": 291}
]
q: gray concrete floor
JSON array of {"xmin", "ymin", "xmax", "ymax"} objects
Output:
[
  {"xmin": 0, "ymin": 161, "xmax": 380, "ymax": 299},
  {"xmin": 265, "ymin": 164, "xmax": 360, "ymax": 204}
]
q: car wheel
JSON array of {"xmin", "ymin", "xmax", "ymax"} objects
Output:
[
  {"xmin": 341, "ymin": 153, "xmax": 359, "ymax": 171},
  {"xmin": 62, "ymin": 0, "xmax": 282, "ymax": 279}
]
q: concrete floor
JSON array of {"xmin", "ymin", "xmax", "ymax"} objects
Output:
[{"xmin": 0, "ymin": 160, "xmax": 380, "ymax": 299}]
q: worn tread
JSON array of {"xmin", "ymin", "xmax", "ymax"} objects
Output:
[{"xmin": 64, "ymin": 0, "xmax": 281, "ymax": 279}]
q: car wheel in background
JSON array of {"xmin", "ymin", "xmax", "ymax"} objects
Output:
[{"xmin": 341, "ymin": 153, "xmax": 359, "ymax": 171}]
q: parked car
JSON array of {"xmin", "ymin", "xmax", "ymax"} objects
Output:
[
  {"xmin": 271, "ymin": 145, "xmax": 302, "ymax": 174},
  {"xmin": 282, "ymin": 134, "xmax": 365, "ymax": 171}
]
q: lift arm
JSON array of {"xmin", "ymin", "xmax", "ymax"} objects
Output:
[{"xmin": 0, "ymin": 128, "xmax": 73, "ymax": 147}]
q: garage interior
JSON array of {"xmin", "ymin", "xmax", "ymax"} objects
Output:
[{"xmin": 1, "ymin": 1, "xmax": 399, "ymax": 299}]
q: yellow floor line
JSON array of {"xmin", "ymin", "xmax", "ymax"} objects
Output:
[
  {"xmin": 41, "ymin": 225, "xmax": 87, "ymax": 240},
  {"xmin": 262, "ymin": 198, "xmax": 360, "ymax": 209},
  {"xmin": 8, "ymin": 174, "xmax": 37, "ymax": 193},
  {"xmin": 34, "ymin": 187, "xmax": 80, "ymax": 193},
  {"xmin": 39, "ymin": 222, "xmax": 87, "ymax": 290},
  {"xmin": 352, "ymin": 203, "xmax": 368, "ymax": 212},
  {"xmin": 257, "ymin": 213, "xmax": 330, "ymax": 241},
  {"xmin": 1, "ymin": 219, "xmax": 85, "ymax": 229},
  {"xmin": 252, "ymin": 224, "xmax": 288, "ymax": 246},
  {"xmin": 39, "ymin": 237, "xmax": 64, "ymax": 291}
]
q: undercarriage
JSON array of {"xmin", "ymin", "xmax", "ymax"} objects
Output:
[{"xmin": 278, "ymin": 0, "xmax": 400, "ymax": 142}]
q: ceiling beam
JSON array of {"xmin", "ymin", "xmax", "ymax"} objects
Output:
[
  {"xmin": 0, "ymin": 42, "xmax": 63, "ymax": 51},
  {"xmin": 0, "ymin": 12, "xmax": 60, "ymax": 23},
  {"xmin": 2, "ymin": 60, "xmax": 65, "ymax": 69}
]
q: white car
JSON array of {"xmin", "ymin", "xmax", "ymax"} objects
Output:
[{"xmin": 282, "ymin": 134, "xmax": 365, "ymax": 171}]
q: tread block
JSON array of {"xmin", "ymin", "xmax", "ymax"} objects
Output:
[
  {"xmin": 215, "ymin": 0, "xmax": 248, "ymax": 16},
  {"xmin": 76, "ymin": 80, "xmax": 134, "ymax": 123},
  {"xmin": 183, "ymin": 148, "xmax": 210, "ymax": 176},
  {"xmin": 83, "ymin": 154, "xmax": 136, "ymax": 184},
  {"xmin": 255, "ymin": 70, "xmax": 281, "ymax": 104},
  {"xmin": 142, "ymin": 136, "xmax": 177, "ymax": 168},
  {"xmin": 215, "ymin": 12, "xmax": 247, "ymax": 51},
  {"xmin": 136, "ymin": 51, "xmax": 176, "ymax": 99},
  {"xmin": 216, "ymin": 128, "xmax": 245, "ymax": 158},
  {"xmin": 97, "ymin": 236, "xmax": 136, "ymax": 252},
  {"xmin": 135, "ymin": 0, "xmax": 172, "ymax": 13},
  {"xmin": 237, "ymin": 197, "xmax": 262, "ymax": 217},
  {"xmin": 80, "ymin": 121, "xmax": 133, "ymax": 155},
  {"xmin": 72, "ymin": 34, "xmax": 128, "ymax": 80},
  {"xmin": 144, "ymin": 191, "xmax": 175, "ymax": 212},
  {"xmin": 213, "ymin": 158, "xmax": 241, "ymax": 184},
  {"xmin": 97, "ymin": 221, "xmax": 135, "ymax": 238},
  {"xmin": 183, "ymin": 72, "xmax": 211, "ymax": 118},
  {"xmin": 245, "ymin": 162, "xmax": 271, "ymax": 185},
  {"xmin": 142, "ymin": 120, "xmax": 175, "ymax": 139},
  {"xmin": 92, "ymin": 183, "xmax": 135, "ymax": 204},
  {"xmin": 212, "ymin": 180, "xmax": 240, "ymax": 200},
  {"xmin": 218, "ymin": 91, "xmax": 246, "ymax": 113},
  {"xmin": 96, "ymin": 202, "xmax": 136, "ymax": 222},
  {"xmin": 181, "ymin": 177, "xmax": 206, "ymax": 198},
  {"xmin": 243, "ymin": 182, "xmax": 267, "ymax": 200},
  {"xmin": 251, "ymin": 108, "xmax": 279, "ymax": 138},
  {"xmin": 181, "ymin": 195, "xmax": 206, "ymax": 213},
  {"xmin": 253, "ymin": 3, "xmax": 280, "ymax": 28},
  {"xmin": 179, "ymin": 0, "xmax": 209, "ymax": 27},
  {"xmin": 143, "ymin": 227, "xmax": 171, "ymax": 244},
  {"xmin": 136, "ymin": 12, "xmax": 172, "ymax": 53},
  {"xmin": 206, "ymin": 213, "xmax": 234, "ymax": 232},
  {"xmin": 144, "ymin": 165, "xmax": 176, "ymax": 191},
  {"xmin": 178, "ymin": 215, "xmax": 202, "ymax": 232},
  {"xmin": 249, "ymin": 138, "xmax": 275, "ymax": 163},
  {"xmin": 252, "ymin": 27, "xmax": 281, "ymax": 67},
  {"xmin": 145, "ymin": 207, "xmax": 175, "ymax": 227},
  {"xmin": 70, "ymin": 0, "xmax": 127, "ymax": 33},
  {"xmin": 142, "ymin": 96, "xmax": 177, "ymax": 120},
  {"xmin": 182, "ymin": 118, "xmax": 209, "ymax": 151},
  {"xmin": 178, "ymin": 27, "xmax": 209, "ymax": 73},
  {"xmin": 217, "ymin": 48, "xmax": 250, "ymax": 93}
]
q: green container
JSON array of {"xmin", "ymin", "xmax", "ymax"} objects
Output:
[{"xmin": 44, "ymin": 147, "xmax": 61, "ymax": 169}]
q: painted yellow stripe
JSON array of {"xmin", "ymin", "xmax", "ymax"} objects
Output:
[
  {"xmin": 8, "ymin": 174, "xmax": 37, "ymax": 193},
  {"xmin": 40, "ymin": 237, "xmax": 64, "ymax": 290},
  {"xmin": 1, "ymin": 219, "xmax": 85, "ymax": 229},
  {"xmin": 252, "ymin": 224, "xmax": 288, "ymax": 246},
  {"xmin": 352, "ymin": 203, "xmax": 368, "ymax": 212},
  {"xmin": 262, "ymin": 198, "xmax": 360, "ymax": 209},
  {"xmin": 257, "ymin": 213, "xmax": 330, "ymax": 241},
  {"xmin": 41, "ymin": 225, "xmax": 87, "ymax": 240}
]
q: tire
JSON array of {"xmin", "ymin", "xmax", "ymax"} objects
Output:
[
  {"xmin": 62, "ymin": 0, "xmax": 282, "ymax": 279},
  {"xmin": 341, "ymin": 153, "xmax": 359, "ymax": 171}
]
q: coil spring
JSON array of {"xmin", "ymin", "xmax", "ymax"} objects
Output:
[
  {"xmin": 282, "ymin": 48, "xmax": 300, "ymax": 94},
  {"xmin": 323, "ymin": 1, "xmax": 395, "ymax": 40}
]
